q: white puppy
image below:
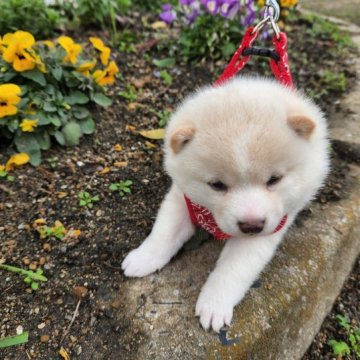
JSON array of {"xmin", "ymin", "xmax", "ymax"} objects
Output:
[{"xmin": 122, "ymin": 77, "xmax": 329, "ymax": 332}]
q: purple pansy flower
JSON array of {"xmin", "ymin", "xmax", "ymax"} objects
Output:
[
  {"xmin": 201, "ymin": 0, "xmax": 221, "ymax": 15},
  {"xmin": 179, "ymin": 0, "xmax": 196, "ymax": 5},
  {"xmin": 186, "ymin": 8, "xmax": 201, "ymax": 23},
  {"xmin": 160, "ymin": 4, "xmax": 177, "ymax": 24},
  {"xmin": 181, "ymin": 0, "xmax": 202, "ymax": 23},
  {"xmin": 240, "ymin": 0, "xmax": 257, "ymax": 27},
  {"xmin": 219, "ymin": 0, "xmax": 240, "ymax": 19}
]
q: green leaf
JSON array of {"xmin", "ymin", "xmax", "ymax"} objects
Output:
[
  {"xmin": 0, "ymin": 72, "xmax": 16, "ymax": 82},
  {"xmin": 50, "ymin": 116, "xmax": 61, "ymax": 127},
  {"xmin": 51, "ymin": 67, "xmax": 63, "ymax": 81},
  {"xmin": 92, "ymin": 93, "xmax": 112, "ymax": 107},
  {"xmin": 88, "ymin": 203, "xmax": 93, "ymax": 209},
  {"xmin": 7, "ymin": 176, "xmax": 14, "ymax": 182},
  {"xmin": 24, "ymin": 276, "xmax": 32, "ymax": 284},
  {"xmin": 31, "ymin": 282, "xmax": 39, "ymax": 291},
  {"xmin": 64, "ymin": 91, "xmax": 89, "ymax": 105},
  {"xmin": 35, "ymin": 132, "xmax": 51, "ymax": 150},
  {"xmin": 221, "ymin": 42, "xmax": 236, "ymax": 57},
  {"xmin": 54, "ymin": 131, "xmax": 65, "ymax": 146},
  {"xmin": 159, "ymin": 70, "xmax": 172, "ymax": 85},
  {"xmin": 152, "ymin": 58, "xmax": 175, "ymax": 68},
  {"xmin": 79, "ymin": 200, "xmax": 87, "ymax": 206},
  {"xmin": 0, "ymin": 332, "xmax": 29, "ymax": 349},
  {"xmin": 79, "ymin": 117, "xmax": 95, "ymax": 134},
  {"xmin": 43, "ymin": 102, "xmax": 57, "ymax": 112},
  {"xmin": 337, "ymin": 315, "xmax": 351, "ymax": 330},
  {"xmin": 0, "ymin": 170, "xmax": 7, "ymax": 177},
  {"xmin": 38, "ymin": 114, "xmax": 52, "ymax": 126},
  {"xmin": 62, "ymin": 122, "xmax": 82, "ymax": 146},
  {"xmin": 109, "ymin": 184, "xmax": 118, "ymax": 191},
  {"xmin": 91, "ymin": 195, "xmax": 99, "ymax": 201},
  {"xmin": 123, "ymin": 188, "xmax": 131, "ymax": 193},
  {"xmin": 14, "ymin": 134, "xmax": 41, "ymax": 166},
  {"xmin": 328, "ymin": 340, "xmax": 351, "ymax": 356},
  {"xmin": 73, "ymin": 107, "xmax": 90, "ymax": 120},
  {"xmin": 21, "ymin": 69, "xmax": 46, "ymax": 86}
]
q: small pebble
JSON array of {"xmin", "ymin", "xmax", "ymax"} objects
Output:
[
  {"xmin": 72, "ymin": 286, "xmax": 89, "ymax": 299},
  {"xmin": 40, "ymin": 335, "xmax": 50, "ymax": 343},
  {"xmin": 39, "ymin": 257, "xmax": 46, "ymax": 265},
  {"xmin": 38, "ymin": 323, "xmax": 46, "ymax": 330},
  {"xmin": 43, "ymin": 243, "xmax": 51, "ymax": 252},
  {"xmin": 16, "ymin": 325, "xmax": 23, "ymax": 335},
  {"xmin": 70, "ymin": 335, "xmax": 77, "ymax": 343},
  {"xmin": 76, "ymin": 345, "xmax": 82, "ymax": 355},
  {"xmin": 60, "ymin": 246, "xmax": 67, "ymax": 254},
  {"xmin": 29, "ymin": 263, "xmax": 37, "ymax": 271}
]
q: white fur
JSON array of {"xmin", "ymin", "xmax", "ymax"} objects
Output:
[{"xmin": 122, "ymin": 77, "xmax": 329, "ymax": 332}]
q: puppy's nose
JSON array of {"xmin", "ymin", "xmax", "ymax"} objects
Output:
[{"xmin": 238, "ymin": 220, "xmax": 265, "ymax": 234}]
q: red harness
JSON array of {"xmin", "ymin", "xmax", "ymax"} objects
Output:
[{"xmin": 184, "ymin": 27, "xmax": 293, "ymax": 240}]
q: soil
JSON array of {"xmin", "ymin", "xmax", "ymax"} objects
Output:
[{"xmin": 0, "ymin": 11, "xmax": 359, "ymax": 360}]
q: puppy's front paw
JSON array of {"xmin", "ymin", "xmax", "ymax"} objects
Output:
[
  {"xmin": 121, "ymin": 244, "xmax": 169, "ymax": 277},
  {"xmin": 195, "ymin": 291, "xmax": 233, "ymax": 332}
]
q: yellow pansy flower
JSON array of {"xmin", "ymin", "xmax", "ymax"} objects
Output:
[
  {"xmin": 76, "ymin": 59, "xmax": 97, "ymax": 77},
  {"xmin": 93, "ymin": 61, "xmax": 119, "ymax": 86},
  {"xmin": 5, "ymin": 153, "xmax": 30, "ymax": 171},
  {"xmin": 58, "ymin": 36, "xmax": 82, "ymax": 65},
  {"xmin": 37, "ymin": 40, "xmax": 55, "ymax": 49},
  {"xmin": 0, "ymin": 83, "xmax": 21, "ymax": 118},
  {"xmin": 280, "ymin": 0, "xmax": 298, "ymax": 6},
  {"xmin": 2, "ymin": 31, "xmax": 39, "ymax": 72},
  {"xmin": 19, "ymin": 119, "xmax": 38, "ymax": 132},
  {"xmin": 258, "ymin": 0, "xmax": 297, "ymax": 7},
  {"xmin": 89, "ymin": 37, "xmax": 110, "ymax": 66}
]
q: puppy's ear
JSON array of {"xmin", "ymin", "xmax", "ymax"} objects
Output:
[
  {"xmin": 288, "ymin": 115, "xmax": 316, "ymax": 140},
  {"xmin": 170, "ymin": 125, "xmax": 196, "ymax": 154}
]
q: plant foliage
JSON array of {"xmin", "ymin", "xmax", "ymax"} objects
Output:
[
  {"xmin": 0, "ymin": 0, "xmax": 61, "ymax": 39},
  {"xmin": 0, "ymin": 31, "xmax": 118, "ymax": 165}
]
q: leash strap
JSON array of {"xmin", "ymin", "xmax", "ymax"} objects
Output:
[{"xmin": 213, "ymin": 27, "xmax": 294, "ymax": 88}]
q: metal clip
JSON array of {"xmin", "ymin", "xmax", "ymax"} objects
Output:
[
  {"xmin": 252, "ymin": 0, "xmax": 281, "ymax": 39},
  {"xmin": 264, "ymin": 0, "xmax": 280, "ymax": 22}
]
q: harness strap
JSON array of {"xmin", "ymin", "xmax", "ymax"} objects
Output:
[
  {"xmin": 213, "ymin": 27, "xmax": 258, "ymax": 87},
  {"xmin": 214, "ymin": 27, "xmax": 293, "ymax": 88}
]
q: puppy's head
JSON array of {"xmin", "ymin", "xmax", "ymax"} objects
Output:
[{"xmin": 164, "ymin": 78, "xmax": 329, "ymax": 238}]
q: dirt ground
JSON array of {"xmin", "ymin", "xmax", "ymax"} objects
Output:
[{"xmin": 0, "ymin": 11, "xmax": 359, "ymax": 359}]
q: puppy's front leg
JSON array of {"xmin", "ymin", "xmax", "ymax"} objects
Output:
[
  {"xmin": 196, "ymin": 234, "xmax": 283, "ymax": 332},
  {"xmin": 122, "ymin": 184, "xmax": 195, "ymax": 277}
]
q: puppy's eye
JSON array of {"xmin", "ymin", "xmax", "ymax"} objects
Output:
[
  {"xmin": 208, "ymin": 181, "xmax": 228, "ymax": 192},
  {"xmin": 266, "ymin": 175, "xmax": 283, "ymax": 187}
]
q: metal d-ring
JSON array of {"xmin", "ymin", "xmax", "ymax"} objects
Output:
[
  {"xmin": 264, "ymin": 0, "xmax": 280, "ymax": 23},
  {"xmin": 252, "ymin": 0, "xmax": 281, "ymax": 39}
]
